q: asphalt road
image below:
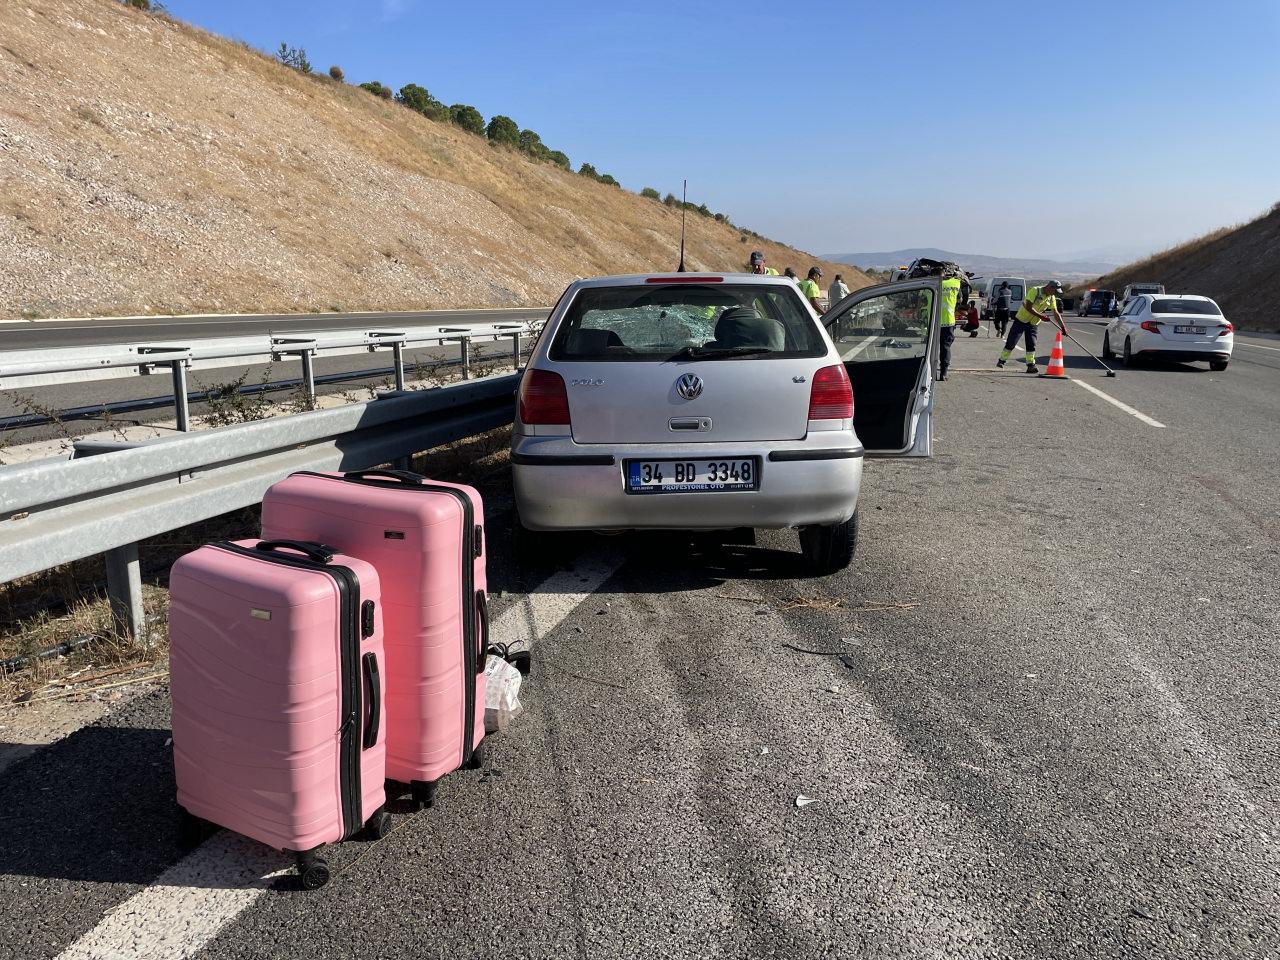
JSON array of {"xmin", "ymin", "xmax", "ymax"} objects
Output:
[
  {"xmin": 1, "ymin": 325, "xmax": 1278, "ymax": 959},
  {"xmin": 0, "ymin": 308, "xmax": 546, "ymax": 447}
]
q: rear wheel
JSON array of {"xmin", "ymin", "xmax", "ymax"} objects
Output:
[
  {"xmin": 1123, "ymin": 337, "xmax": 1135, "ymax": 366},
  {"xmin": 1209, "ymin": 359, "xmax": 1229, "ymax": 372},
  {"xmin": 1102, "ymin": 332, "xmax": 1114, "ymax": 360},
  {"xmin": 799, "ymin": 513, "xmax": 858, "ymax": 576}
]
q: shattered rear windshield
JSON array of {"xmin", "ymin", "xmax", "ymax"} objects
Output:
[
  {"xmin": 549, "ymin": 283, "xmax": 826, "ymax": 361},
  {"xmin": 1151, "ymin": 298, "xmax": 1221, "ymax": 315}
]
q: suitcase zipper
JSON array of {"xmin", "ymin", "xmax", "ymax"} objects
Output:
[
  {"xmin": 212, "ymin": 542, "xmax": 365, "ymax": 840},
  {"xmin": 310, "ymin": 473, "xmax": 481, "ymax": 765}
]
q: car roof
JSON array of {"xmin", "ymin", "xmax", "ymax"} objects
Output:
[
  {"xmin": 566, "ymin": 272, "xmax": 798, "ymax": 290},
  {"xmin": 1148, "ymin": 293, "xmax": 1215, "ymax": 301}
]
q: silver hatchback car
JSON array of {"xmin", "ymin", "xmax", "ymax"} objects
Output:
[{"xmin": 511, "ymin": 273, "xmax": 941, "ymax": 573}]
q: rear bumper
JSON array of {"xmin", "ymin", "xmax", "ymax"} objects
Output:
[
  {"xmin": 1136, "ymin": 348, "xmax": 1232, "ymax": 362},
  {"xmin": 512, "ymin": 434, "xmax": 863, "ymax": 532}
]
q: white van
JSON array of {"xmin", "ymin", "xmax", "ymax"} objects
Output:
[
  {"xmin": 1120, "ymin": 282, "xmax": 1165, "ymax": 310},
  {"xmin": 983, "ymin": 277, "xmax": 1026, "ymax": 321}
]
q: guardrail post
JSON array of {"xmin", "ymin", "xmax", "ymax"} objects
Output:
[
  {"xmin": 170, "ymin": 359, "xmax": 190, "ymax": 432},
  {"xmin": 511, "ymin": 332, "xmax": 522, "ymax": 370},
  {"xmin": 460, "ymin": 337, "xmax": 471, "ymax": 380},
  {"xmin": 299, "ymin": 350, "xmax": 316, "ymax": 404},
  {"xmin": 392, "ymin": 342, "xmax": 406, "ymax": 390},
  {"xmin": 105, "ymin": 542, "xmax": 146, "ymax": 645}
]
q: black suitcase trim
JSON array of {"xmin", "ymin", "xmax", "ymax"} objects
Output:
[{"xmin": 212, "ymin": 540, "xmax": 366, "ymax": 841}]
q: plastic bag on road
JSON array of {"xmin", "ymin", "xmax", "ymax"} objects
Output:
[{"xmin": 484, "ymin": 654, "xmax": 524, "ymax": 733}]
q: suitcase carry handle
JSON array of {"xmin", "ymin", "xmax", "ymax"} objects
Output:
[
  {"xmin": 476, "ymin": 590, "xmax": 489, "ymax": 673},
  {"xmin": 362, "ymin": 652, "xmax": 381, "ymax": 750},
  {"xmin": 342, "ymin": 469, "xmax": 423, "ymax": 485},
  {"xmin": 254, "ymin": 540, "xmax": 335, "ymax": 564}
]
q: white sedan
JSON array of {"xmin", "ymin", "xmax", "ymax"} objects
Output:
[{"xmin": 1102, "ymin": 294, "xmax": 1233, "ymax": 371}]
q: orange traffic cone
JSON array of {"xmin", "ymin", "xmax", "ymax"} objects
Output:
[{"xmin": 1039, "ymin": 329, "xmax": 1069, "ymax": 379}]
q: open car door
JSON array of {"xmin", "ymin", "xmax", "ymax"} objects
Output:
[{"xmin": 821, "ymin": 278, "xmax": 941, "ymax": 457}]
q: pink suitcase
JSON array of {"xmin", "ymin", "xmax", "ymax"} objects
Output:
[
  {"xmin": 169, "ymin": 538, "xmax": 390, "ymax": 889},
  {"xmin": 261, "ymin": 469, "xmax": 488, "ymax": 810}
]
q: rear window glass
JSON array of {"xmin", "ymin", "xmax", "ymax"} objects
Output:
[
  {"xmin": 1151, "ymin": 298, "xmax": 1221, "ymax": 315},
  {"xmin": 1130, "ymin": 285, "xmax": 1162, "ymax": 294},
  {"xmin": 992, "ymin": 284, "xmax": 1024, "ymax": 299},
  {"xmin": 549, "ymin": 283, "xmax": 826, "ymax": 362},
  {"xmin": 1090, "ymin": 290, "xmax": 1114, "ymax": 301}
]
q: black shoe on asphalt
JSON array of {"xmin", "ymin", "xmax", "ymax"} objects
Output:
[
  {"xmin": 996, "ymin": 359, "xmax": 1006, "ymax": 368},
  {"xmin": 1025, "ymin": 364, "xmax": 1040, "ymax": 374},
  {"xmin": 938, "ymin": 372, "xmax": 948, "ymax": 381}
]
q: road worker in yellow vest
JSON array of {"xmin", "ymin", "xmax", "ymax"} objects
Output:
[
  {"xmin": 938, "ymin": 274, "xmax": 961, "ymax": 380},
  {"xmin": 748, "ymin": 251, "xmax": 780, "ymax": 276},
  {"xmin": 997, "ymin": 279, "xmax": 1066, "ymax": 374},
  {"xmin": 797, "ymin": 267, "xmax": 824, "ymax": 313}
]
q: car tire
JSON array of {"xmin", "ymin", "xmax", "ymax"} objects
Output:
[
  {"xmin": 1209, "ymin": 359, "xmax": 1229, "ymax": 372},
  {"xmin": 1123, "ymin": 337, "xmax": 1135, "ymax": 366},
  {"xmin": 1102, "ymin": 332, "xmax": 1114, "ymax": 360},
  {"xmin": 799, "ymin": 513, "xmax": 858, "ymax": 576}
]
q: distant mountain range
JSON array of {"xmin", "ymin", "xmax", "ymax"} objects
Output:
[{"xmin": 822, "ymin": 247, "xmax": 1123, "ymax": 282}]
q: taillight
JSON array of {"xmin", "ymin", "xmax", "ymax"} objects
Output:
[
  {"xmin": 518, "ymin": 369, "xmax": 570, "ymax": 425},
  {"xmin": 1218, "ymin": 322, "xmax": 1233, "ymax": 337},
  {"xmin": 808, "ymin": 364, "xmax": 853, "ymax": 420},
  {"xmin": 1140, "ymin": 320, "xmax": 1162, "ymax": 333}
]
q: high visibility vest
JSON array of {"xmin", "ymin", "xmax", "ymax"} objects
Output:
[
  {"xmin": 940, "ymin": 277, "xmax": 961, "ymax": 327},
  {"xmin": 1016, "ymin": 286, "xmax": 1056, "ymax": 326}
]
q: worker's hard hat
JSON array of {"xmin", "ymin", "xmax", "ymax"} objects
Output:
[{"xmin": 749, "ymin": 251, "xmax": 765, "ymax": 265}]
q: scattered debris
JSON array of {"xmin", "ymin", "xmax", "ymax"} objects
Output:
[
  {"xmin": 795, "ymin": 795, "xmax": 818, "ymax": 808},
  {"xmin": 759, "ymin": 746, "xmax": 770, "ymax": 756},
  {"xmin": 18, "ymin": 671, "xmax": 168, "ymax": 705},
  {"xmin": 782, "ymin": 642, "xmax": 861, "ymax": 656},
  {"xmin": 825, "ymin": 685, "xmax": 840, "ymax": 694},
  {"xmin": 542, "ymin": 661, "xmax": 626, "ymax": 690},
  {"xmin": 780, "ymin": 594, "xmax": 844, "ymax": 611}
]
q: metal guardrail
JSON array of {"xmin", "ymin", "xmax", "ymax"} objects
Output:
[
  {"xmin": 0, "ymin": 314, "xmax": 543, "ymax": 431},
  {"xmin": 0, "ymin": 373, "xmax": 520, "ymax": 640}
]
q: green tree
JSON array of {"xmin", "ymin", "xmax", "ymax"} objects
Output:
[
  {"xmin": 640, "ymin": 187, "xmax": 661, "ymax": 200},
  {"xmin": 663, "ymin": 193, "xmax": 677, "ymax": 206},
  {"xmin": 547, "ymin": 150, "xmax": 572, "ymax": 170},
  {"xmin": 600, "ymin": 174, "xmax": 620, "ymax": 187},
  {"xmin": 276, "ymin": 43, "xmax": 312, "ymax": 74},
  {"xmin": 486, "ymin": 114, "xmax": 520, "ymax": 146},
  {"xmin": 396, "ymin": 84, "xmax": 447, "ymax": 119},
  {"xmin": 517, "ymin": 129, "xmax": 551, "ymax": 161},
  {"xmin": 360, "ymin": 80, "xmax": 390, "ymax": 97},
  {"xmin": 328, "ymin": 65, "xmax": 344, "ymax": 82},
  {"xmin": 579, "ymin": 162, "xmax": 600, "ymax": 180},
  {"xmin": 450, "ymin": 104, "xmax": 486, "ymax": 135},
  {"xmin": 696, "ymin": 203, "xmax": 712, "ymax": 217}
]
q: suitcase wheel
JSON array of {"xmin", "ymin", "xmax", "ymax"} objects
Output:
[
  {"xmin": 177, "ymin": 808, "xmax": 215, "ymax": 851},
  {"xmin": 466, "ymin": 739, "xmax": 486, "ymax": 770},
  {"xmin": 296, "ymin": 849, "xmax": 331, "ymax": 890},
  {"xmin": 364, "ymin": 807, "xmax": 392, "ymax": 840},
  {"xmin": 509, "ymin": 650, "xmax": 532, "ymax": 676},
  {"xmin": 411, "ymin": 780, "xmax": 437, "ymax": 811}
]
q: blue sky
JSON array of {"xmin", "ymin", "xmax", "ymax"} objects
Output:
[{"xmin": 166, "ymin": 0, "xmax": 1280, "ymax": 262}]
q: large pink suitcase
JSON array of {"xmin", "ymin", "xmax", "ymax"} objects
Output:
[
  {"xmin": 261, "ymin": 469, "xmax": 488, "ymax": 810},
  {"xmin": 169, "ymin": 538, "xmax": 390, "ymax": 889}
]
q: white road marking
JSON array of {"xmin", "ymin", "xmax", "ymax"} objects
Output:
[
  {"xmin": 56, "ymin": 832, "xmax": 289, "ymax": 960},
  {"xmin": 1235, "ymin": 339, "xmax": 1280, "ymax": 353},
  {"xmin": 52, "ymin": 552, "xmax": 623, "ymax": 960},
  {"xmin": 841, "ymin": 335, "xmax": 880, "ymax": 360},
  {"xmin": 1072, "ymin": 379, "xmax": 1166, "ymax": 428},
  {"xmin": 491, "ymin": 550, "xmax": 623, "ymax": 650}
]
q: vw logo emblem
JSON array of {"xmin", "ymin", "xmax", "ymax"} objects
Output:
[{"xmin": 675, "ymin": 373, "xmax": 703, "ymax": 400}]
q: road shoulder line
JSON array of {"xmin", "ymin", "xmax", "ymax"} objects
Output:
[{"xmin": 1072, "ymin": 379, "xmax": 1166, "ymax": 428}]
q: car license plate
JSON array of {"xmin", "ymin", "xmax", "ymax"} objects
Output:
[
  {"xmin": 625, "ymin": 458, "xmax": 759, "ymax": 494},
  {"xmin": 1175, "ymin": 325, "xmax": 1206, "ymax": 334}
]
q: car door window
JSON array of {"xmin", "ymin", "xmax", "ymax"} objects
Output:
[{"xmin": 824, "ymin": 284, "xmax": 937, "ymax": 455}]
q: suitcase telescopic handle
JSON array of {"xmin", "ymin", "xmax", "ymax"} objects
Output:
[
  {"xmin": 361, "ymin": 652, "xmax": 381, "ymax": 750},
  {"xmin": 254, "ymin": 540, "xmax": 335, "ymax": 564},
  {"xmin": 342, "ymin": 469, "xmax": 423, "ymax": 485},
  {"xmin": 476, "ymin": 590, "xmax": 489, "ymax": 673}
]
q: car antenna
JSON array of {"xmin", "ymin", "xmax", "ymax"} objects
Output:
[{"xmin": 676, "ymin": 179, "xmax": 688, "ymax": 273}]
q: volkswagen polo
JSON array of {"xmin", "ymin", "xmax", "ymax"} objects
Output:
[{"xmin": 511, "ymin": 273, "xmax": 941, "ymax": 574}]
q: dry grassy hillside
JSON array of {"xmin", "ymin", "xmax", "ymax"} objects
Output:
[
  {"xmin": 0, "ymin": 0, "xmax": 867, "ymax": 321},
  {"xmin": 1088, "ymin": 204, "xmax": 1280, "ymax": 333}
]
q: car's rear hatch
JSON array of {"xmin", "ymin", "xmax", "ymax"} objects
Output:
[{"xmin": 561, "ymin": 358, "xmax": 820, "ymax": 443}]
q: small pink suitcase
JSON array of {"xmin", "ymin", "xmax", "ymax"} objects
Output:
[
  {"xmin": 261, "ymin": 469, "xmax": 488, "ymax": 810},
  {"xmin": 169, "ymin": 538, "xmax": 390, "ymax": 889}
]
